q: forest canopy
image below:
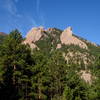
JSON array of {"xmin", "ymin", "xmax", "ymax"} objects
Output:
[{"xmin": 0, "ymin": 30, "xmax": 100, "ymax": 100}]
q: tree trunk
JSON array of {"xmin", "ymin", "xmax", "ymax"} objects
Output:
[
  {"xmin": 38, "ymin": 84, "xmax": 41, "ymax": 100},
  {"xmin": 26, "ymin": 83, "xmax": 28, "ymax": 100},
  {"xmin": 38, "ymin": 78, "xmax": 42, "ymax": 100},
  {"xmin": 13, "ymin": 64, "xmax": 16, "ymax": 85}
]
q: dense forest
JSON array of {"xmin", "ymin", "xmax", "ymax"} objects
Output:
[{"xmin": 0, "ymin": 30, "xmax": 100, "ymax": 100}]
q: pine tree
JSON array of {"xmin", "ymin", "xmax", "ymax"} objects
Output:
[
  {"xmin": 65, "ymin": 70, "xmax": 88, "ymax": 100},
  {"xmin": 62, "ymin": 86, "xmax": 73, "ymax": 100},
  {"xmin": 0, "ymin": 29, "xmax": 32, "ymax": 100},
  {"xmin": 31, "ymin": 51, "xmax": 49, "ymax": 100},
  {"xmin": 47, "ymin": 50, "xmax": 67, "ymax": 100}
]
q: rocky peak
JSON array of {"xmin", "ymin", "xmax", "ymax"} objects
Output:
[
  {"xmin": 47, "ymin": 28, "xmax": 54, "ymax": 32},
  {"xmin": 60, "ymin": 27, "xmax": 88, "ymax": 49},
  {"xmin": 63, "ymin": 26, "xmax": 72, "ymax": 36},
  {"xmin": 23, "ymin": 27, "xmax": 46, "ymax": 49},
  {"xmin": 24, "ymin": 26, "xmax": 89, "ymax": 49},
  {"xmin": 26, "ymin": 27, "xmax": 45, "ymax": 43},
  {"xmin": 47, "ymin": 28, "xmax": 56, "ymax": 32}
]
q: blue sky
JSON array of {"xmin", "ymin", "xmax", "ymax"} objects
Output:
[{"xmin": 0, "ymin": 0, "xmax": 100, "ymax": 44}]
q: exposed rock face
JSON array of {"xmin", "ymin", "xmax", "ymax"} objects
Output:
[
  {"xmin": 24, "ymin": 26, "xmax": 95, "ymax": 50},
  {"xmin": 26, "ymin": 27, "xmax": 44, "ymax": 43},
  {"xmin": 23, "ymin": 27, "xmax": 45, "ymax": 49},
  {"xmin": 60, "ymin": 27, "xmax": 88, "ymax": 49},
  {"xmin": 80, "ymin": 70, "xmax": 92, "ymax": 84},
  {"xmin": 24, "ymin": 41, "xmax": 37, "ymax": 49},
  {"xmin": 57, "ymin": 44, "xmax": 62, "ymax": 49},
  {"xmin": 63, "ymin": 51, "xmax": 94, "ymax": 67},
  {"xmin": 85, "ymin": 40, "xmax": 97, "ymax": 47}
]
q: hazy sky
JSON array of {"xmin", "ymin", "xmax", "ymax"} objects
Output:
[{"xmin": 0, "ymin": 0, "xmax": 100, "ymax": 44}]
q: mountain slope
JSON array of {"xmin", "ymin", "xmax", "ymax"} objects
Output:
[
  {"xmin": 23, "ymin": 27, "xmax": 100, "ymax": 69},
  {"xmin": 24, "ymin": 27, "xmax": 89, "ymax": 49}
]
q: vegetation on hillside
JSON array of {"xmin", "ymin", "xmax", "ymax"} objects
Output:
[{"xmin": 0, "ymin": 30, "xmax": 100, "ymax": 100}]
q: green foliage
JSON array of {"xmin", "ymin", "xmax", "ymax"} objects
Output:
[
  {"xmin": 0, "ymin": 29, "xmax": 100, "ymax": 100},
  {"xmin": 86, "ymin": 43, "xmax": 100, "ymax": 57},
  {"xmin": 61, "ymin": 44, "xmax": 88, "ymax": 53},
  {"xmin": 74, "ymin": 34, "xmax": 100, "ymax": 57},
  {"xmin": 0, "ymin": 29, "xmax": 33, "ymax": 100},
  {"xmin": 35, "ymin": 36, "xmax": 53, "ymax": 54},
  {"xmin": 0, "ymin": 33, "xmax": 7, "ymax": 44},
  {"xmin": 31, "ymin": 51, "xmax": 49, "ymax": 100},
  {"xmin": 35, "ymin": 28, "xmax": 62, "ymax": 55},
  {"xmin": 46, "ymin": 51, "xmax": 67, "ymax": 100},
  {"xmin": 63, "ymin": 86, "xmax": 73, "ymax": 100}
]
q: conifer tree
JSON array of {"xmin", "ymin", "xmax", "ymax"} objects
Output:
[
  {"xmin": 31, "ymin": 51, "xmax": 49, "ymax": 100},
  {"xmin": 0, "ymin": 29, "xmax": 32, "ymax": 100},
  {"xmin": 47, "ymin": 50, "xmax": 67, "ymax": 100}
]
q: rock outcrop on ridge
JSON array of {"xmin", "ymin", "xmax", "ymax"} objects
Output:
[
  {"xmin": 24, "ymin": 26, "xmax": 88, "ymax": 49},
  {"xmin": 60, "ymin": 27, "xmax": 88, "ymax": 49},
  {"xmin": 23, "ymin": 26, "xmax": 100, "ymax": 69},
  {"xmin": 23, "ymin": 27, "xmax": 46, "ymax": 49}
]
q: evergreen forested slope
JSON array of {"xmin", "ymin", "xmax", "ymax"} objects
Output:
[{"xmin": 0, "ymin": 29, "xmax": 100, "ymax": 100}]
